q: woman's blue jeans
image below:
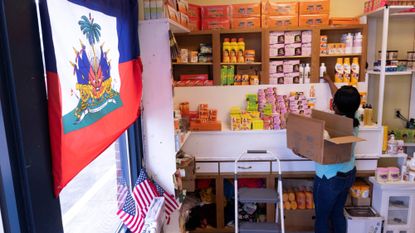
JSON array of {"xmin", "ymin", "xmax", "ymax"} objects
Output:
[{"xmin": 313, "ymin": 167, "xmax": 356, "ymax": 233}]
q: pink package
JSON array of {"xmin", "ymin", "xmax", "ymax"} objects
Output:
[
  {"xmin": 288, "ymin": 95, "xmax": 307, "ymax": 101},
  {"xmin": 283, "ymin": 60, "xmax": 300, "ymax": 73},
  {"xmin": 285, "ymin": 44, "xmax": 295, "ymax": 56},
  {"xmin": 270, "ymin": 44, "xmax": 285, "ymax": 57},
  {"xmin": 270, "ymin": 31, "xmax": 285, "ymax": 45},
  {"xmin": 302, "ymin": 43, "xmax": 312, "ymax": 56},
  {"xmin": 285, "ymin": 31, "xmax": 302, "ymax": 44},
  {"xmin": 270, "ymin": 73, "xmax": 284, "ymax": 85},
  {"xmin": 270, "ymin": 61, "xmax": 284, "ymax": 74},
  {"xmin": 302, "ymin": 31, "xmax": 312, "ymax": 43},
  {"xmin": 284, "ymin": 76, "xmax": 293, "ymax": 84},
  {"xmin": 288, "ymin": 72, "xmax": 301, "ymax": 84}
]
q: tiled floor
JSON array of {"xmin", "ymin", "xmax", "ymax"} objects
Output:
[{"xmin": 60, "ymin": 145, "xmax": 120, "ymax": 233}]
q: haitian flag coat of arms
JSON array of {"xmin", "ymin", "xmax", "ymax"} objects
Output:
[{"xmin": 40, "ymin": 0, "xmax": 142, "ymax": 196}]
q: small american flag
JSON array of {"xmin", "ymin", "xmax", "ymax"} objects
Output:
[
  {"xmin": 116, "ymin": 189, "xmax": 145, "ymax": 233},
  {"xmin": 154, "ymin": 181, "xmax": 180, "ymax": 222},
  {"xmin": 133, "ymin": 169, "xmax": 158, "ymax": 213}
]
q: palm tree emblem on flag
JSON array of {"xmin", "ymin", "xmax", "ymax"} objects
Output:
[{"xmin": 63, "ymin": 13, "xmax": 123, "ymax": 134}]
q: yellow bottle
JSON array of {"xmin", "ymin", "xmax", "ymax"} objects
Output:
[
  {"xmin": 237, "ymin": 38, "xmax": 245, "ymax": 63},
  {"xmin": 343, "ymin": 58, "xmax": 351, "ymax": 83},
  {"xmin": 223, "ymin": 38, "xmax": 230, "ymax": 63},
  {"xmin": 334, "ymin": 58, "xmax": 344, "ymax": 83},
  {"xmin": 351, "ymin": 57, "xmax": 360, "ymax": 86}
]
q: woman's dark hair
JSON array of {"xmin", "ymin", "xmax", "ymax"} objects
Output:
[{"xmin": 333, "ymin": 86, "xmax": 361, "ymax": 127}]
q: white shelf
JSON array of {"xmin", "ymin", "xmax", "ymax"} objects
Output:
[
  {"xmin": 380, "ymin": 153, "xmax": 408, "ymax": 158},
  {"xmin": 169, "ymin": 19, "xmax": 190, "ymax": 34},
  {"xmin": 367, "ymin": 70, "xmax": 413, "ymax": 76},
  {"xmin": 389, "ymin": 204, "xmax": 409, "ymax": 211},
  {"xmin": 363, "ymin": 5, "xmax": 415, "ymax": 18}
]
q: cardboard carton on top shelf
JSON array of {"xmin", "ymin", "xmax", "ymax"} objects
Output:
[
  {"xmin": 265, "ymin": 2, "xmax": 299, "ymax": 16},
  {"xmin": 263, "ymin": 15, "xmax": 299, "ymax": 28},
  {"xmin": 299, "ymin": 14, "xmax": 329, "ymax": 26},
  {"xmin": 188, "ymin": 4, "xmax": 201, "ymax": 18},
  {"xmin": 299, "ymin": 0, "xmax": 330, "ymax": 15},
  {"xmin": 287, "ymin": 110, "xmax": 365, "ymax": 165},
  {"xmin": 177, "ymin": 0, "xmax": 189, "ymax": 14},
  {"xmin": 232, "ymin": 3, "xmax": 262, "ymax": 18},
  {"xmin": 231, "ymin": 17, "xmax": 261, "ymax": 29},
  {"xmin": 201, "ymin": 5, "xmax": 231, "ymax": 19}
]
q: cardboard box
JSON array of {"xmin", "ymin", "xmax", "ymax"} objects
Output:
[
  {"xmin": 180, "ymin": 12, "xmax": 190, "ymax": 27},
  {"xmin": 270, "ymin": 31, "xmax": 285, "ymax": 45},
  {"xmin": 302, "ymin": 30, "xmax": 312, "ymax": 43},
  {"xmin": 190, "ymin": 121, "xmax": 222, "ymax": 131},
  {"xmin": 266, "ymin": 16, "xmax": 298, "ymax": 28},
  {"xmin": 270, "ymin": 61, "xmax": 284, "ymax": 74},
  {"xmin": 165, "ymin": 4, "xmax": 179, "ymax": 22},
  {"xmin": 188, "ymin": 4, "xmax": 201, "ymax": 18},
  {"xmin": 165, "ymin": 0, "xmax": 177, "ymax": 9},
  {"xmin": 285, "ymin": 209, "xmax": 315, "ymax": 230},
  {"xmin": 180, "ymin": 74, "xmax": 208, "ymax": 81},
  {"xmin": 202, "ymin": 18, "xmax": 230, "ymax": 30},
  {"xmin": 299, "ymin": 0, "xmax": 330, "ymax": 15},
  {"xmin": 302, "ymin": 43, "xmax": 312, "ymax": 56},
  {"xmin": 270, "ymin": 44, "xmax": 285, "ymax": 57},
  {"xmin": 232, "ymin": 3, "xmax": 261, "ymax": 18},
  {"xmin": 231, "ymin": 17, "xmax": 261, "ymax": 29},
  {"xmin": 266, "ymin": 2, "xmax": 298, "ymax": 16},
  {"xmin": 201, "ymin": 5, "xmax": 231, "ymax": 19},
  {"xmin": 188, "ymin": 18, "xmax": 201, "ymax": 31},
  {"xmin": 285, "ymin": 43, "xmax": 302, "ymax": 56},
  {"xmin": 285, "ymin": 31, "xmax": 302, "ymax": 44},
  {"xmin": 177, "ymin": 156, "xmax": 196, "ymax": 179},
  {"xmin": 299, "ymin": 14, "xmax": 329, "ymax": 26},
  {"xmin": 177, "ymin": 0, "xmax": 189, "ymax": 14},
  {"xmin": 287, "ymin": 110, "xmax": 365, "ymax": 164},
  {"xmin": 352, "ymin": 197, "xmax": 371, "ymax": 207}
]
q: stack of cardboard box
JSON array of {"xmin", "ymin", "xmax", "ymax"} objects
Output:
[
  {"xmin": 231, "ymin": 3, "xmax": 262, "ymax": 29},
  {"xmin": 201, "ymin": 5, "xmax": 232, "ymax": 30},
  {"xmin": 143, "ymin": 0, "xmax": 190, "ymax": 29},
  {"xmin": 298, "ymin": 0, "xmax": 330, "ymax": 26},
  {"xmin": 262, "ymin": 1, "xmax": 299, "ymax": 28},
  {"xmin": 188, "ymin": 4, "xmax": 201, "ymax": 31}
]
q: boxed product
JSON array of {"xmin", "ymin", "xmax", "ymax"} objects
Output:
[
  {"xmin": 270, "ymin": 61, "xmax": 284, "ymax": 74},
  {"xmin": 299, "ymin": 14, "xmax": 329, "ymax": 26},
  {"xmin": 180, "ymin": 13, "xmax": 190, "ymax": 27},
  {"xmin": 202, "ymin": 19, "xmax": 230, "ymax": 30},
  {"xmin": 232, "ymin": 3, "xmax": 261, "ymax": 18},
  {"xmin": 188, "ymin": 18, "xmax": 201, "ymax": 31},
  {"xmin": 270, "ymin": 44, "xmax": 285, "ymax": 57},
  {"xmin": 285, "ymin": 31, "xmax": 302, "ymax": 44},
  {"xmin": 165, "ymin": 0, "xmax": 177, "ymax": 8},
  {"xmin": 299, "ymin": 0, "xmax": 330, "ymax": 15},
  {"xmin": 201, "ymin": 5, "xmax": 231, "ymax": 19},
  {"xmin": 190, "ymin": 121, "xmax": 222, "ymax": 131},
  {"xmin": 266, "ymin": 16, "xmax": 299, "ymax": 28},
  {"xmin": 174, "ymin": 80, "xmax": 213, "ymax": 87},
  {"xmin": 284, "ymin": 60, "xmax": 300, "ymax": 73},
  {"xmin": 188, "ymin": 4, "xmax": 201, "ymax": 18},
  {"xmin": 287, "ymin": 110, "xmax": 365, "ymax": 164},
  {"xmin": 177, "ymin": 0, "xmax": 189, "ymax": 14},
  {"xmin": 284, "ymin": 76, "xmax": 293, "ymax": 84},
  {"xmin": 302, "ymin": 31, "xmax": 312, "ymax": 43},
  {"xmin": 270, "ymin": 73, "xmax": 284, "ymax": 85},
  {"xmin": 151, "ymin": 0, "xmax": 164, "ymax": 19},
  {"xmin": 270, "ymin": 31, "xmax": 285, "ymax": 45},
  {"xmin": 165, "ymin": 4, "xmax": 179, "ymax": 22},
  {"xmin": 231, "ymin": 17, "xmax": 261, "ymax": 29},
  {"xmin": 302, "ymin": 43, "xmax": 312, "ymax": 56},
  {"xmin": 285, "ymin": 43, "xmax": 302, "ymax": 56},
  {"xmin": 266, "ymin": 2, "xmax": 299, "ymax": 16},
  {"xmin": 180, "ymin": 74, "xmax": 208, "ymax": 81},
  {"xmin": 289, "ymin": 72, "xmax": 301, "ymax": 84},
  {"xmin": 144, "ymin": 0, "xmax": 151, "ymax": 20}
]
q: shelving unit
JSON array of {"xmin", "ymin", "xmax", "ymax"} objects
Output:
[
  {"xmin": 173, "ymin": 25, "xmax": 368, "ymax": 86},
  {"xmin": 320, "ymin": 53, "xmax": 362, "ymax": 57},
  {"xmin": 361, "ymin": 5, "xmax": 415, "ymax": 125},
  {"xmin": 173, "ymin": 62, "xmax": 213, "ymax": 65}
]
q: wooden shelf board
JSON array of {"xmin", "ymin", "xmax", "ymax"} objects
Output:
[
  {"xmin": 270, "ymin": 56, "xmax": 311, "ymax": 59},
  {"xmin": 320, "ymin": 53, "xmax": 362, "ymax": 57},
  {"xmin": 220, "ymin": 62, "xmax": 262, "ymax": 65},
  {"xmin": 169, "ymin": 19, "xmax": 190, "ymax": 33},
  {"xmin": 172, "ymin": 62, "xmax": 213, "ymax": 65}
]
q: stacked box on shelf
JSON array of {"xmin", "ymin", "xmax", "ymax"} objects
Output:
[
  {"xmin": 188, "ymin": 4, "xmax": 201, "ymax": 31},
  {"xmin": 298, "ymin": 0, "xmax": 329, "ymax": 26},
  {"xmin": 201, "ymin": 5, "xmax": 231, "ymax": 30},
  {"xmin": 262, "ymin": 1, "xmax": 299, "ymax": 27},
  {"xmin": 231, "ymin": 3, "xmax": 262, "ymax": 29},
  {"xmin": 364, "ymin": 0, "xmax": 415, "ymax": 13},
  {"xmin": 143, "ymin": 0, "xmax": 190, "ymax": 28}
]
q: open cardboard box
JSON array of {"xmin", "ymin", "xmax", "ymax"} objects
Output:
[{"xmin": 287, "ymin": 109, "xmax": 365, "ymax": 164}]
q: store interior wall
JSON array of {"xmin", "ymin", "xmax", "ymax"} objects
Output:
[{"xmin": 137, "ymin": 0, "xmax": 415, "ymax": 129}]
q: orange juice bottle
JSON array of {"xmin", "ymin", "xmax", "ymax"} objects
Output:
[
  {"xmin": 296, "ymin": 191, "xmax": 306, "ymax": 209},
  {"xmin": 334, "ymin": 58, "xmax": 344, "ymax": 83},
  {"xmin": 305, "ymin": 190, "xmax": 313, "ymax": 209}
]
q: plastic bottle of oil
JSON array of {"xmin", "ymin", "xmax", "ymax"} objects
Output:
[
  {"xmin": 351, "ymin": 57, "xmax": 360, "ymax": 86},
  {"xmin": 334, "ymin": 58, "xmax": 344, "ymax": 83},
  {"xmin": 343, "ymin": 57, "xmax": 351, "ymax": 83},
  {"xmin": 237, "ymin": 38, "xmax": 245, "ymax": 63},
  {"xmin": 223, "ymin": 38, "xmax": 231, "ymax": 63},
  {"xmin": 230, "ymin": 38, "xmax": 238, "ymax": 63}
]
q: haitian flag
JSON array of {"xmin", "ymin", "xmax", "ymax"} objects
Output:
[{"xmin": 39, "ymin": 0, "xmax": 142, "ymax": 196}]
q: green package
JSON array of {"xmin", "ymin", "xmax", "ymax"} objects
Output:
[
  {"xmin": 246, "ymin": 94, "xmax": 258, "ymax": 103},
  {"xmin": 221, "ymin": 66, "xmax": 228, "ymax": 85},
  {"xmin": 227, "ymin": 65, "xmax": 235, "ymax": 85}
]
